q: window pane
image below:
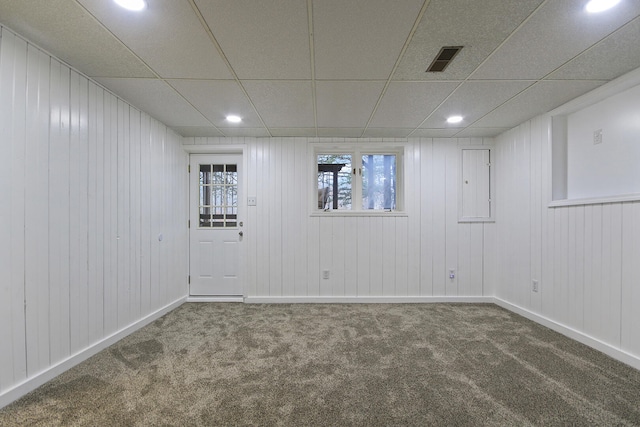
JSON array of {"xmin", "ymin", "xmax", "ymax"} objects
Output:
[
  {"xmin": 199, "ymin": 163, "xmax": 239, "ymax": 227},
  {"xmin": 317, "ymin": 154, "xmax": 352, "ymax": 210},
  {"xmin": 361, "ymin": 154, "xmax": 396, "ymax": 210}
]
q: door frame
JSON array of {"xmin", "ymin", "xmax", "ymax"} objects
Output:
[{"xmin": 185, "ymin": 145, "xmax": 247, "ymax": 301}]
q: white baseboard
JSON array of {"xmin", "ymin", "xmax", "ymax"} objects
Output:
[
  {"xmin": 493, "ymin": 297, "xmax": 640, "ymax": 371},
  {"xmin": 0, "ymin": 296, "xmax": 186, "ymax": 410},
  {"xmin": 187, "ymin": 296, "xmax": 244, "ymax": 303},
  {"xmin": 244, "ymin": 296, "xmax": 494, "ymax": 304},
  {"xmin": 4, "ymin": 295, "xmax": 639, "ymax": 410}
]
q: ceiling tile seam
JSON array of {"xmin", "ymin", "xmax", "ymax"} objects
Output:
[
  {"xmin": 405, "ymin": 81, "xmax": 465, "ymax": 137},
  {"xmin": 540, "ymin": 14, "xmax": 640, "ymax": 82},
  {"xmin": 359, "ymin": 0, "xmax": 433, "ymax": 138},
  {"xmin": 450, "ymin": 81, "xmax": 539, "ymax": 136},
  {"xmin": 307, "ymin": 0, "xmax": 318, "ymax": 137},
  {"xmin": 188, "ymin": 0, "xmax": 272, "ymax": 137},
  {"xmin": 409, "ymin": 0, "xmax": 551, "ymax": 137},
  {"xmin": 466, "ymin": 0, "xmax": 551, "ymax": 81},
  {"xmin": 72, "ymin": 0, "xmax": 220, "ymax": 135}
]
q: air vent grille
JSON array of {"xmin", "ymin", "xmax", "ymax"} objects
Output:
[{"xmin": 426, "ymin": 46, "xmax": 463, "ymax": 72}]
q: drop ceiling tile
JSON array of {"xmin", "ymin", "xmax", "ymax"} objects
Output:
[
  {"xmin": 394, "ymin": 0, "xmax": 545, "ymax": 81},
  {"xmin": 313, "ymin": 0, "xmax": 424, "ymax": 80},
  {"xmin": 410, "ymin": 129, "xmax": 460, "ymax": 138},
  {"xmin": 194, "ymin": 0, "xmax": 310, "ymax": 79},
  {"xmin": 317, "ymin": 129, "xmax": 366, "ymax": 138},
  {"xmin": 171, "ymin": 127, "xmax": 225, "ymax": 138},
  {"xmin": 270, "ymin": 129, "xmax": 318, "ymax": 137},
  {"xmin": 0, "ymin": 0, "xmax": 153, "ymax": 78},
  {"xmin": 420, "ymin": 81, "xmax": 533, "ymax": 128},
  {"xmin": 473, "ymin": 80, "xmax": 606, "ymax": 129},
  {"xmin": 94, "ymin": 78, "xmax": 210, "ymax": 127},
  {"xmin": 455, "ymin": 127, "xmax": 510, "ymax": 138},
  {"xmin": 168, "ymin": 80, "xmax": 262, "ymax": 128},
  {"xmin": 242, "ymin": 81, "xmax": 315, "ymax": 128},
  {"xmin": 77, "ymin": 0, "xmax": 232, "ymax": 79},
  {"xmin": 548, "ymin": 17, "xmax": 640, "ymax": 81},
  {"xmin": 369, "ymin": 82, "xmax": 460, "ymax": 128},
  {"xmin": 218, "ymin": 128, "xmax": 271, "ymax": 138},
  {"xmin": 362, "ymin": 128, "xmax": 414, "ymax": 138},
  {"xmin": 316, "ymin": 81, "xmax": 385, "ymax": 128},
  {"xmin": 472, "ymin": 0, "xmax": 640, "ymax": 80}
]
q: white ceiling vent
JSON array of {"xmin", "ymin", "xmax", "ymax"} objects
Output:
[{"xmin": 426, "ymin": 46, "xmax": 463, "ymax": 72}]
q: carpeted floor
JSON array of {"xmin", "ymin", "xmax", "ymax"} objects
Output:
[{"xmin": 1, "ymin": 303, "xmax": 640, "ymax": 426}]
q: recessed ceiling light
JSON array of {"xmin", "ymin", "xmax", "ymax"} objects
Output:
[
  {"xmin": 226, "ymin": 115, "xmax": 242, "ymax": 123},
  {"xmin": 447, "ymin": 115, "xmax": 463, "ymax": 124},
  {"xmin": 585, "ymin": 0, "xmax": 621, "ymax": 13},
  {"xmin": 114, "ymin": 0, "xmax": 146, "ymax": 11}
]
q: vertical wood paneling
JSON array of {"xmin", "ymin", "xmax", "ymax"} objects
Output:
[
  {"xmin": 621, "ymin": 202, "xmax": 640, "ymax": 354},
  {"xmin": 319, "ymin": 217, "xmax": 332, "ymax": 296},
  {"xmin": 0, "ymin": 29, "xmax": 24, "ymax": 388},
  {"xmin": 49, "ymin": 60, "xmax": 71, "ymax": 364},
  {"xmin": 431, "ymin": 140, "xmax": 447, "ymax": 295},
  {"xmin": 332, "ymin": 217, "xmax": 346, "ymax": 296},
  {"xmin": 139, "ymin": 113, "xmax": 151, "ymax": 313},
  {"xmin": 282, "ymin": 140, "xmax": 295, "ymax": 296},
  {"xmin": 343, "ymin": 217, "xmax": 358, "ymax": 296},
  {"xmin": 104, "ymin": 92, "xmax": 119, "ymax": 335},
  {"xmin": 468, "ymin": 224, "xmax": 483, "ymax": 296},
  {"xmin": 419, "ymin": 139, "xmax": 434, "ymax": 295},
  {"xmin": 382, "ymin": 218, "xmax": 396, "ymax": 296},
  {"xmin": 356, "ymin": 217, "xmax": 370, "ymax": 296},
  {"xmin": 0, "ymin": 29, "xmax": 188, "ymax": 401},
  {"xmin": 293, "ymin": 139, "xmax": 308, "ymax": 296},
  {"xmin": 307, "ymin": 215, "xmax": 320, "ymax": 296},
  {"xmin": 369, "ymin": 217, "xmax": 384, "ymax": 296},
  {"xmin": 405, "ymin": 143, "xmax": 420, "ymax": 295},
  {"xmin": 495, "ymin": 113, "xmax": 640, "ymax": 366},
  {"xmin": 214, "ymin": 135, "xmax": 497, "ymax": 300},
  {"xmin": 444, "ymin": 140, "xmax": 459, "ymax": 296},
  {"xmin": 270, "ymin": 139, "xmax": 283, "ymax": 296},
  {"xmin": 24, "ymin": 44, "xmax": 51, "ymax": 375},
  {"xmin": 395, "ymin": 216, "xmax": 408, "ymax": 296}
]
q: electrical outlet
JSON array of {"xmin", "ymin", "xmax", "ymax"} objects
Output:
[
  {"xmin": 593, "ymin": 129, "xmax": 602, "ymax": 145},
  {"xmin": 322, "ymin": 270, "xmax": 330, "ymax": 280},
  {"xmin": 532, "ymin": 280, "xmax": 539, "ymax": 293}
]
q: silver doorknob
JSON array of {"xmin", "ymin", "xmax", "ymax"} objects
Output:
[{"xmin": 239, "ymin": 231, "xmax": 244, "ymax": 237}]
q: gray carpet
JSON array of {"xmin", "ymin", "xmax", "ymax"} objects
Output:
[{"xmin": 1, "ymin": 303, "xmax": 640, "ymax": 426}]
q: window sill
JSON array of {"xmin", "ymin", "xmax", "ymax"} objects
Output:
[
  {"xmin": 549, "ymin": 193, "xmax": 640, "ymax": 207},
  {"xmin": 311, "ymin": 211, "xmax": 408, "ymax": 218}
]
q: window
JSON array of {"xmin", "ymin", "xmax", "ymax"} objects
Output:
[
  {"xmin": 316, "ymin": 148, "xmax": 402, "ymax": 212},
  {"xmin": 199, "ymin": 163, "xmax": 238, "ymax": 227}
]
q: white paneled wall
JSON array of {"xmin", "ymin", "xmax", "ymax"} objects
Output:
[
  {"xmin": 0, "ymin": 27, "xmax": 188, "ymax": 403},
  {"xmin": 184, "ymin": 136, "xmax": 496, "ymax": 300},
  {"xmin": 494, "ymin": 114, "xmax": 640, "ymax": 363}
]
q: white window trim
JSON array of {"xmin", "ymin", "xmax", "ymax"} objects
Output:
[{"xmin": 311, "ymin": 143, "xmax": 405, "ymax": 215}]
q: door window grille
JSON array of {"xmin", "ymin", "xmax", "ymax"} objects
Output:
[{"xmin": 199, "ymin": 164, "xmax": 238, "ymax": 227}]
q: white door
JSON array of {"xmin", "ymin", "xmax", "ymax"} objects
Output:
[{"xmin": 190, "ymin": 154, "xmax": 244, "ymax": 296}]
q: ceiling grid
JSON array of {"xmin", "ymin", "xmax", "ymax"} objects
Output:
[{"xmin": 0, "ymin": 0, "xmax": 638, "ymax": 138}]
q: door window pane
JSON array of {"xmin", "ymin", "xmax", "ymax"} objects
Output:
[{"xmin": 199, "ymin": 163, "xmax": 238, "ymax": 227}]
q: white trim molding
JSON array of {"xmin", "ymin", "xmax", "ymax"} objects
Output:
[
  {"xmin": 0, "ymin": 297, "xmax": 186, "ymax": 410},
  {"xmin": 493, "ymin": 298, "xmax": 640, "ymax": 371},
  {"xmin": 244, "ymin": 296, "xmax": 494, "ymax": 304}
]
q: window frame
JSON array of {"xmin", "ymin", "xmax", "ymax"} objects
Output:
[{"xmin": 311, "ymin": 144, "xmax": 405, "ymax": 216}]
